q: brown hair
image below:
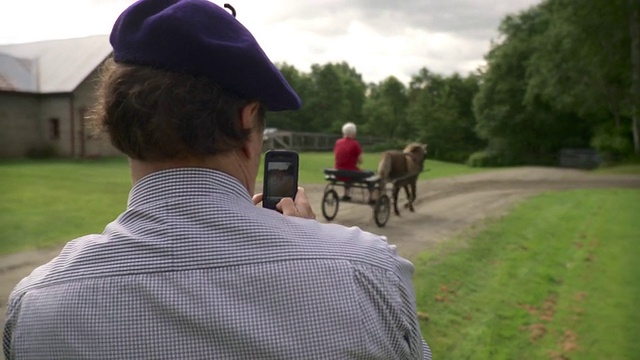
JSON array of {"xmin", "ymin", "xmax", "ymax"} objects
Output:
[{"xmin": 91, "ymin": 58, "xmax": 264, "ymax": 160}]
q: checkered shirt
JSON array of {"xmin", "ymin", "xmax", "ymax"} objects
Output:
[{"xmin": 4, "ymin": 168, "xmax": 432, "ymax": 359}]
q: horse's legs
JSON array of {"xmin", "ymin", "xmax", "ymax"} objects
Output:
[
  {"xmin": 402, "ymin": 184, "xmax": 411, "ymax": 209},
  {"xmin": 408, "ymin": 182, "xmax": 417, "ymax": 212},
  {"xmin": 401, "ymin": 180, "xmax": 417, "ymax": 212},
  {"xmin": 392, "ymin": 185, "xmax": 401, "ymax": 216}
]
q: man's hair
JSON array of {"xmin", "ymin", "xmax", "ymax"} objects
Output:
[
  {"xmin": 342, "ymin": 122, "xmax": 357, "ymax": 138},
  {"xmin": 91, "ymin": 58, "xmax": 265, "ymax": 161}
]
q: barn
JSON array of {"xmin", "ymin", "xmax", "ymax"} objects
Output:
[{"xmin": 0, "ymin": 35, "xmax": 121, "ymax": 158}]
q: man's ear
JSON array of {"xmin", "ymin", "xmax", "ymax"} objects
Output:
[
  {"xmin": 239, "ymin": 102, "xmax": 262, "ymax": 159},
  {"xmin": 240, "ymin": 102, "xmax": 261, "ymax": 130}
]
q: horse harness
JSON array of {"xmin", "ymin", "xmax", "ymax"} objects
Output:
[{"xmin": 402, "ymin": 151, "xmax": 425, "ymax": 172}]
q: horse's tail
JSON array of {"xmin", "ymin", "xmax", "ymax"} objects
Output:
[{"xmin": 377, "ymin": 152, "xmax": 392, "ymax": 181}]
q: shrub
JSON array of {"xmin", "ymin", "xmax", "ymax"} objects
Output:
[
  {"xmin": 466, "ymin": 150, "xmax": 504, "ymax": 167},
  {"xmin": 363, "ymin": 138, "xmax": 410, "ymax": 152},
  {"xmin": 590, "ymin": 124, "xmax": 633, "ymax": 162},
  {"xmin": 428, "ymin": 149, "xmax": 473, "ymax": 164}
]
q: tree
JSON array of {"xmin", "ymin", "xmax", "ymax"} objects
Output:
[
  {"xmin": 362, "ymin": 77, "xmax": 409, "ymax": 140},
  {"xmin": 265, "ymin": 63, "xmax": 315, "ymax": 131},
  {"xmin": 306, "ymin": 64, "xmax": 351, "ymax": 133},
  {"xmin": 329, "ymin": 62, "xmax": 367, "ymax": 132},
  {"xmin": 269, "ymin": 62, "xmax": 366, "ymax": 135},
  {"xmin": 525, "ymin": 0, "xmax": 639, "ymax": 156},
  {"xmin": 629, "ymin": 0, "xmax": 640, "ymax": 154},
  {"xmin": 408, "ymin": 68, "xmax": 484, "ymax": 162},
  {"xmin": 474, "ymin": 3, "xmax": 592, "ymax": 165}
]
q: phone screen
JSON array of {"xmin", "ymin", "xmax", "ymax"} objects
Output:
[{"xmin": 263, "ymin": 151, "xmax": 298, "ymax": 209}]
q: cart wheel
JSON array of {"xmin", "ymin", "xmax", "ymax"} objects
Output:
[
  {"xmin": 322, "ymin": 189, "xmax": 340, "ymax": 221},
  {"xmin": 373, "ymin": 194, "xmax": 391, "ymax": 227}
]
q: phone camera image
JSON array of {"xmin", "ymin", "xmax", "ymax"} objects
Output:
[
  {"xmin": 263, "ymin": 150, "xmax": 299, "ymax": 210},
  {"xmin": 266, "ymin": 162, "xmax": 294, "ymax": 198}
]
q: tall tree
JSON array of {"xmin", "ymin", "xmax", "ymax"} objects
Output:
[
  {"xmin": 408, "ymin": 68, "xmax": 484, "ymax": 162},
  {"xmin": 525, "ymin": 0, "xmax": 639, "ymax": 156},
  {"xmin": 330, "ymin": 62, "xmax": 367, "ymax": 132},
  {"xmin": 630, "ymin": 0, "xmax": 640, "ymax": 154},
  {"xmin": 362, "ymin": 76, "xmax": 409, "ymax": 140},
  {"xmin": 267, "ymin": 63, "xmax": 314, "ymax": 131},
  {"xmin": 474, "ymin": 3, "xmax": 592, "ymax": 165},
  {"xmin": 306, "ymin": 64, "xmax": 351, "ymax": 133}
]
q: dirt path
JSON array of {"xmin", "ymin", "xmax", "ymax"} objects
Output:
[
  {"xmin": 2, "ymin": 167, "xmax": 639, "ymax": 336},
  {"xmin": 304, "ymin": 167, "xmax": 640, "ymax": 257}
]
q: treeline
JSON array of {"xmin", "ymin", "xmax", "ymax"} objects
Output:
[{"xmin": 267, "ymin": 0, "xmax": 640, "ymax": 166}]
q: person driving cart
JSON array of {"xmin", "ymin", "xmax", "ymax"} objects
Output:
[{"xmin": 333, "ymin": 122, "xmax": 374, "ymax": 200}]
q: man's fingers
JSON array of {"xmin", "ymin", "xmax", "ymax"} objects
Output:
[
  {"xmin": 276, "ymin": 197, "xmax": 296, "ymax": 216},
  {"xmin": 273, "ymin": 187, "xmax": 315, "ymax": 219},
  {"xmin": 252, "ymin": 193, "xmax": 263, "ymax": 206},
  {"xmin": 293, "ymin": 187, "xmax": 315, "ymax": 219}
]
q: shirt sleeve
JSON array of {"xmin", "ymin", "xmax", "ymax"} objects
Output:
[
  {"xmin": 3, "ymin": 294, "xmax": 21, "ymax": 360},
  {"xmin": 351, "ymin": 250, "xmax": 431, "ymax": 359},
  {"xmin": 393, "ymin": 255, "xmax": 432, "ymax": 360},
  {"xmin": 386, "ymin": 239, "xmax": 432, "ymax": 359}
]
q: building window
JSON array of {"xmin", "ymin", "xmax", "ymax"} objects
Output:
[{"xmin": 50, "ymin": 118, "xmax": 60, "ymax": 140}]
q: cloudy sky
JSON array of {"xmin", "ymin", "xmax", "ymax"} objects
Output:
[{"xmin": 0, "ymin": 0, "xmax": 542, "ymax": 84}]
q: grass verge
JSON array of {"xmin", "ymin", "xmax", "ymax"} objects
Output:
[
  {"xmin": 0, "ymin": 155, "xmax": 486, "ymax": 254},
  {"xmin": 414, "ymin": 189, "xmax": 640, "ymax": 359},
  {"xmin": 594, "ymin": 164, "xmax": 640, "ymax": 175},
  {"xmin": 0, "ymin": 158, "xmax": 130, "ymax": 254}
]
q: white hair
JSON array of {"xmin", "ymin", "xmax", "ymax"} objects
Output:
[{"xmin": 341, "ymin": 122, "xmax": 357, "ymax": 138}]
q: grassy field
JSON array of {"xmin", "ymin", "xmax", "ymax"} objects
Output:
[
  {"xmin": 262, "ymin": 151, "xmax": 492, "ymax": 184},
  {"xmin": 1, "ymin": 157, "xmax": 639, "ymax": 358},
  {"xmin": 594, "ymin": 164, "xmax": 640, "ymax": 175},
  {"xmin": 1, "ymin": 156, "xmax": 636, "ymax": 255},
  {"xmin": 414, "ymin": 189, "xmax": 640, "ymax": 359},
  {"xmin": 0, "ymin": 154, "xmax": 488, "ymax": 255},
  {"xmin": 0, "ymin": 158, "xmax": 131, "ymax": 254}
]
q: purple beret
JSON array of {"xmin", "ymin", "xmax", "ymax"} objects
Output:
[{"xmin": 110, "ymin": 0, "xmax": 301, "ymax": 111}]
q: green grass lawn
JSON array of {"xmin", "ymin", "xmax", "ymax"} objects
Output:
[
  {"xmin": 594, "ymin": 164, "xmax": 640, "ymax": 175},
  {"xmin": 414, "ymin": 189, "xmax": 640, "ymax": 359},
  {"xmin": 1, "ymin": 157, "xmax": 639, "ymax": 358},
  {"xmin": 0, "ymin": 154, "xmax": 487, "ymax": 254},
  {"xmin": 1, "ymin": 156, "xmax": 637, "ymax": 255},
  {"xmin": 264, "ymin": 151, "xmax": 492, "ymax": 184},
  {"xmin": 0, "ymin": 158, "xmax": 131, "ymax": 254}
]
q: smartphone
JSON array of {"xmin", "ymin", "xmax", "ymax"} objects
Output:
[{"xmin": 262, "ymin": 150, "xmax": 299, "ymax": 210}]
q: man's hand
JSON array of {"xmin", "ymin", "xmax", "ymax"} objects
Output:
[
  {"xmin": 276, "ymin": 187, "xmax": 316, "ymax": 219},
  {"xmin": 252, "ymin": 187, "xmax": 316, "ymax": 219}
]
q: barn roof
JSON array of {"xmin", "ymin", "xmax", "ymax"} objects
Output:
[{"xmin": 0, "ymin": 35, "xmax": 112, "ymax": 94}]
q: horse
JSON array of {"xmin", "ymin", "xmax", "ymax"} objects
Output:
[{"xmin": 375, "ymin": 143, "xmax": 428, "ymax": 216}]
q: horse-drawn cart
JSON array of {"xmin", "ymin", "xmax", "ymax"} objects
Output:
[
  {"xmin": 321, "ymin": 169, "xmax": 392, "ymax": 227},
  {"xmin": 321, "ymin": 143, "xmax": 428, "ymax": 227}
]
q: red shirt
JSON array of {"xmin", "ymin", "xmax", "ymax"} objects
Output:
[{"xmin": 334, "ymin": 137, "xmax": 362, "ymax": 171}]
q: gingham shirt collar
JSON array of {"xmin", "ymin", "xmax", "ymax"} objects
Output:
[{"xmin": 128, "ymin": 168, "xmax": 252, "ymax": 209}]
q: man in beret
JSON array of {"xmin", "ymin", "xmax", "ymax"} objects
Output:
[{"xmin": 3, "ymin": 0, "xmax": 432, "ymax": 359}]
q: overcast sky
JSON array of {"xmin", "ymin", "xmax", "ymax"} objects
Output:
[{"xmin": 0, "ymin": 0, "xmax": 542, "ymax": 84}]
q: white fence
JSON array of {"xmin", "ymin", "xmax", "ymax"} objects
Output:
[{"xmin": 263, "ymin": 130, "xmax": 383, "ymax": 152}]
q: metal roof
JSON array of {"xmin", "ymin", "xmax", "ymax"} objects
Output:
[{"xmin": 0, "ymin": 35, "xmax": 112, "ymax": 93}]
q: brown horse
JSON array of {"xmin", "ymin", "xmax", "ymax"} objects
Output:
[{"xmin": 376, "ymin": 143, "xmax": 428, "ymax": 216}]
